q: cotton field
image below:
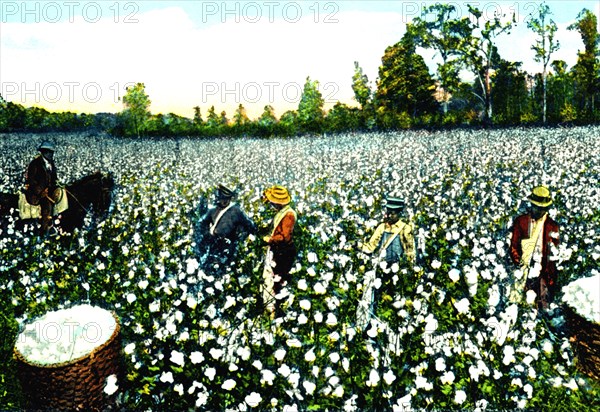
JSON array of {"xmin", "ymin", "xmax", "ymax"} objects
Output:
[{"xmin": 1, "ymin": 127, "xmax": 599, "ymax": 411}]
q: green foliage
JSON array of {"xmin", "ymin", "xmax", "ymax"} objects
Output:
[
  {"xmin": 351, "ymin": 62, "xmax": 372, "ymax": 111},
  {"xmin": 375, "ymin": 26, "xmax": 438, "ymax": 123},
  {"xmin": 412, "ymin": 4, "xmax": 470, "ymax": 113},
  {"xmin": 568, "ymin": 9, "xmax": 600, "ymax": 121},
  {"xmin": 121, "ymin": 83, "xmax": 152, "ymax": 137},
  {"xmin": 528, "ymin": 2, "xmax": 560, "ymax": 123},
  {"xmin": 298, "ymin": 77, "xmax": 325, "ymax": 134},
  {"xmin": 326, "ymin": 102, "xmax": 362, "ymax": 133}
]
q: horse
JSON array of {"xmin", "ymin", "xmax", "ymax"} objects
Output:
[{"xmin": 0, "ymin": 171, "xmax": 115, "ymax": 235}]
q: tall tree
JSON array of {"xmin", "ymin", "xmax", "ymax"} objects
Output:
[
  {"xmin": 298, "ymin": 76, "xmax": 325, "ymax": 133},
  {"xmin": 351, "ymin": 61, "xmax": 372, "ymax": 110},
  {"xmin": 375, "ymin": 24, "xmax": 438, "ymax": 123},
  {"xmin": 568, "ymin": 9, "xmax": 599, "ymax": 120},
  {"xmin": 193, "ymin": 106, "xmax": 203, "ymax": 126},
  {"xmin": 528, "ymin": 2, "xmax": 560, "ymax": 124},
  {"xmin": 547, "ymin": 60, "xmax": 576, "ymax": 122},
  {"xmin": 122, "ymin": 83, "xmax": 151, "ymax": 137},
  {"xmin": 459, "ymin": 6, "xmax": 514, "ymax": 124},
  {"xmin": 205, "ymin": 106, "xmax": 220, "ymax": 130},
  {"xmin": 412, "ymin": 3, "xmax": 470, "ymax": 114},
  {"xmin": 492, "ymin": 60, "xmax": 529, "ymax": 124},
  {"xmin": 258, "ymin": 105, "xmax": 277, "ymax": 126},
  {"xmin": 233, "ymin": 104, "xmax": 249, "ymax": 126}
]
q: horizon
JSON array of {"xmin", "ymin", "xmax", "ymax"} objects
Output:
[{"xmin": 1, "ymin": 1, "xmax": 599, "ymax": 120}]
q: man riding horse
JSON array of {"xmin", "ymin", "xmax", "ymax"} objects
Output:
[{"xmin": 24, "ymin": 141, "xmax": 60, "ymax": 235}]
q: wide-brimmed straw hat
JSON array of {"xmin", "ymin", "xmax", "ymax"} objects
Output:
[
  {"xmin": 385, "ymin": 196, "xmax": 405, "ymax": 211},
  {"xmin": 264, "ymin": 185, "xmax": 291, "ymax": 205},
  {"xmin": 216, "ymin": 184, "xmax": 234, "ymax": 199},
  {"xmin": 528, "ymin": 186, "xmax": 552, "ymax": 208}
]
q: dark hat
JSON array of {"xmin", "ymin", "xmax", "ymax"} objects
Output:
[
  {"xmin": 216, "ymin": 184, "xmax": 234, "ymax": 199},
  {"xmin": 38, "ymin": 141, "xmax": 55, "ymax": 152},
  {"xmin": 385, "ymin": 197, "xmax": 405, "ymax": 211},
  {"xmin": 528, "ymin": 186, "xmax": 552, "ymax": 208}
]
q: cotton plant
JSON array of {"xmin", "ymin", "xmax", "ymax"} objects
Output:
[{"xmin": 1, "ymin": 129, "xmax": 600, "ymax": 410}]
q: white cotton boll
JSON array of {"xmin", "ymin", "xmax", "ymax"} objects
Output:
[
  {"xmin": 366, "ymin": 369, "xmax": 380, "ymax": 387},
  {"xmin": 124, "ymin": 342, "xmax": 136, "ymax": 355},
  {"xmin": 465, "ymin": 269, "xmax": 478, "ymax": 286},
  {"xmin": 453, "ymin": 298, "xmax": 470, "ymax": 314},
  {"xmin": 103, "ymin": 374, "xmax": 118, "ymax": 395},
  {"xmin": 298, "ymin": 313, "xmax": 308, "ymax": 324},
  {"xmin": 170, "ymin": 350, "xmax": 185, "ymax": 367},
  {"xmin": 307, "ymin": 252, "xmax": 318, "ymax": 263},
  {"xmin": 299, "ymin": 299, "xmax": 311, "ymax": 311},
  {"xmin": 160, "ymin": 371, "xmax": 174, "ymax": 384},
  {"xmin": 298, "ymin": 278, "xmax": 308, "ymax": 290},
  {"xmin": 314, "ymin": 282, "xmax": 326, "ymax": 294},
  {"xmin": 454, "ymin": 390, "xmax": 467, "ymax": 405},
  {"xmin": 191, "ymin": 351, "xmax": 204, "ymax": 364},
  {"xmin": 209, "ymin": 348, "xmax": 223, "ymax": 359},
  {"xmin": 221, "ymin": 379, "xmax": 236, "ymax": 390},
  {"xmin": 303, "ymin": 381, "xmax": 316, "ymax": 395},
  {"xmin": 261, "ymin": 369, "xmax": 275, "ymax": 386},
  {"xmin": 431, "ymin": 260, "xmax": 442, "ymax": 269},
  {"xmin": 383, "ymin": 370, "xmax": 396, "ymax": 385},
  {"xmin": 223, "ymin": 296, "xmax": 236, "ymax": 310},
  {"xmin": 245, "ymin": 392, "xmax": 262, "ymax": 408},
  {"xmin": 305, "ymin": 349, "xmax": 316, "ymax": 362},
  {"xmin": 424, "ymin": 314, "xmax": 438, "ymax": 333},
  {"xmin": 542, "ymin": 340, "xmax": 553, "ymax": 355},
  {"xmin": 278, "ymin": 363, "xmax": 291, "ymax": 378},
  {"xmin": 503, "ymin": 346, "xmax": 516, "ymax": 365},
  {"xmin": 435, "ymin": 357, "xmax": 446, "ymax": 372},
  {"xmin": 373, "ymin": 277, "xmax": 382, "ymax": 289},
  {"xmin": 526, "ymin": 290, "xmax": 537, "ymax": 305},
  {"xmin": 488, "ymin": 285, "xmax": 500, "ymax": 308},
  {"xmin": 448, "ymin": 268, "xmax": 460, "ymax": 283}
]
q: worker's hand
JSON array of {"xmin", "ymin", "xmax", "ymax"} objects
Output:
[{"xmin": 262, "ymin": 235, "xmax": 271, "ymax": 245}]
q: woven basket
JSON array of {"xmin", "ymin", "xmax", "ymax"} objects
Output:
[
  {"xmin": 563, "ymin": 304, "xmax": 600, "ymax": 381},
  {"xmin": 14, "ymin": 311, "xmax": 122, "ymax": 411}
]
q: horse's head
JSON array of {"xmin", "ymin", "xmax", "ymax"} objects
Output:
[
  {"xmin": 96, "ymin": 172, "xmax": 115, "ymax": 215},
  {"xmin": 67, "ymin": 171, "xmax": 115, "ymax": 218}
]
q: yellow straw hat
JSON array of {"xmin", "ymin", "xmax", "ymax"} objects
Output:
[
  {"xmin": 528, "ymin": 186, "xmax": 552, "ymax": 207},
  {"xmin": 264, "ymin": 185, "xmax": 291, "ymax": 205}
]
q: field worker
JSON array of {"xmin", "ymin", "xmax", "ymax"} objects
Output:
[
  {"xmin": 510, "ymin": 186, "xmax": 559, "ymax": 309},
  {"xmin": 356, "ymin": 196, "xmax": 415, "ymax": 330},
  {"xmin": 198, "ymin": 184, "xmax": 256, "ymax": 273},
  {"xmin": 24, "ymin": 141, "xmax": 59, "ymax": 235},
  {"xmin": 261, "ymin": 185, "xmax": 297, "ymax": 315},
  {"xmin": 359, "ymin": 196, "xmax": 416, "ymax": 264}
]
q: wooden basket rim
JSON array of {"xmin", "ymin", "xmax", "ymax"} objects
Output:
[
  {"xmin": 13, "ymin": 309, "xmax": 120, "ymax": 369},
  {"xmin": 563, "ymin": 303, "xmax": 600, "ymax": 327}
]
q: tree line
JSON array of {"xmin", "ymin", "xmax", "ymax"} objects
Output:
[{"xmin": 1, "ymin": 3, "xmax": 598, "ymax": 137}]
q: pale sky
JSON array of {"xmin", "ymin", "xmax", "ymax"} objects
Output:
[{"xmin": 1, "ymin": 1, "xmax": 598, "ymax": 119}]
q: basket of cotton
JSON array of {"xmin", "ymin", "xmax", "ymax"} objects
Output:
[
  {"xmin": 13, "ymin": 304, "xmax": 121, "ymax": 411},
  {"xmin": 562, "ymin": 274, "xmax": 600, "ymax": 381}
]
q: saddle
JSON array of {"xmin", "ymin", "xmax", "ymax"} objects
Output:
[{"xmin": 18, "ymin": 188, "xmax": 69, "ymax": 219}]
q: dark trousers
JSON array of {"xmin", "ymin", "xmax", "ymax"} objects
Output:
[{"xmin": 272, "ymin": 242, "xmax": 296, "ymax": 295}]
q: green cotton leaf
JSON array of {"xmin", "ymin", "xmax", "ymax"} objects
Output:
[{"xmin": 441, "ymin": 384, "xmax": 453, "ymax": 395}]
